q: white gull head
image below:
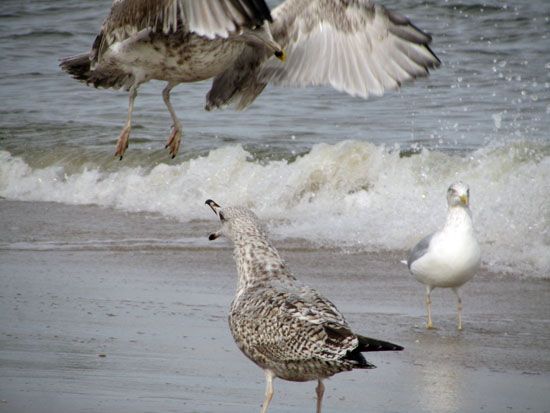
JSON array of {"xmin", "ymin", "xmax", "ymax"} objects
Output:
[
  {"xmin": 447, "ymin": 181, "xmax": 470, "ymax": 208},
  {"xmin": 407, "ymin": 182, "xmax": 481, "ymax": 330}
]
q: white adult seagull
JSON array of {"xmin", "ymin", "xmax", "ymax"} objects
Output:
[{"xmin": 406, "ymin": 182, "xmax": 481, "ymax": 330}]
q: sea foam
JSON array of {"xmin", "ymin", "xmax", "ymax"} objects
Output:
[{"xmin": 1, "ymin": 140, "xmax": 548, "ymax": 278}]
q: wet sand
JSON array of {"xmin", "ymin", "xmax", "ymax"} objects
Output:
[{"xmin": 0, "ymin": 200, "xmax": 549, "ymax": 413}]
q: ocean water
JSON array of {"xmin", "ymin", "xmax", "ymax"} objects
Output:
[{"xmin": 0, "ymin": 0, "xmax": 549, "ymax": 277}]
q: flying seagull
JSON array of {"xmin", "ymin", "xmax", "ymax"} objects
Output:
[
  {"xmin": 61, "ymin": 0, "xmax": 440, "ymax": 159},
  {"xmin": 206, "ymin": 199, "xmax": 403, "ymax": 413},
  {"xmin": 406, "ymin": 182, "xmax": 481, "ymax": 330}
]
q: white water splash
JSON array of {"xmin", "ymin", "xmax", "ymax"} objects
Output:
[{"xmin": 1, "ymin": 140, "xmax": 548, "ymax": 278}]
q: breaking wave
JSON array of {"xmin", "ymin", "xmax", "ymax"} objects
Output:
[{"xmin": 1, "ymin": 139, "xmax": 548, "ymax": 278}]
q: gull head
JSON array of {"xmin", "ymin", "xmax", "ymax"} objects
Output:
[
  {"xmin": 447, "ymin": 182, "xmax": 470, "ymax": 208},
  {"xmin": 205, "ymin": 200, "xmax": 266, "ymax": 242},
  {"xmin": 239, "ymin": 23, "xmax": 285, "ymax": 62}
]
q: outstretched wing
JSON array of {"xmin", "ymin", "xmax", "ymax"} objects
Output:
[
  {"xmin": 92, "ymin": 0, "xmax": 272, "ymax": 64},
  {"xmin": 260, "ymin": 0, "xmax": 440, "ymax": 98}
]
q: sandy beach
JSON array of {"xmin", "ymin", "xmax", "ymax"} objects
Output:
[
  {"xmin": 0, "ymin": 199, "xmax": 548, "ymax": 413},
  {"xmin": 2, "ymin": 0, "xmax": 549, "ymax": 410}
]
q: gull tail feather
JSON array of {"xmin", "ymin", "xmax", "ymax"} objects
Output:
[
  {"xmin": 59, "ymin": 54, "xmax": 92, "ymax": 83},
  {"xmin": 60, "ymin": 53, "xmax": 134, "ymax": 90}
]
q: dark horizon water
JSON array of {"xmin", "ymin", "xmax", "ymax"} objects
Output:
[{"xmin": 0, "ymin": 0, "xmax": 549, "ymax": 277}]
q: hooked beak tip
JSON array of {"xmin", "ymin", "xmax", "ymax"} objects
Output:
[
  {"xmin": 274, "ymin": 50, "xmax": 286, "ymax": 62},
  {"xmin": 205, "ymin": 199, "xmax": 221, "ymax": 214}
]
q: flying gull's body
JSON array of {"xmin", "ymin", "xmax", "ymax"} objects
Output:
[
  {"xmin": 61, "ymin": 0, "xmax": 440, "ymax": 159},
  {"xmin": 206, "ymin": 199, "xmax": 403, "ymax": 413},
  {"xmin": 406, "ymin": 182, "xmax": 481, "ymax": 330}
]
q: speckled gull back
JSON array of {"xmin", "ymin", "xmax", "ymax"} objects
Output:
[{"xmin": 219, "ymin": 206, "xmax": 366, "ymax": 382}]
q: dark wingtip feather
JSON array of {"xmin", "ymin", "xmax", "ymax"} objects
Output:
[
  {"xmin": 343, "ymin": 335, "xmax": 402, "ymax": 369},
  {"xmin": 425, "ymin": 44, "xmax": 442, "ymax": 67},
  {"xmin": 344, "ymin": 348, "xmax": 377, "ymax": 369},
  {"xmin": 385, "ymin": 7, "xmax": 442, "ymax": 69},
  {"xmin": 357, "ymin": 335, "xmax": 404, "ymax": 352},
  {"xmin": 249, "ymin": 0, "xmax": 273, "ymax": 23},
  {"xmin": 232, "ymin": 0, "xmax": 272, "ymax": 25}
]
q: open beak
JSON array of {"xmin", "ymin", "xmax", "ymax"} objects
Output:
[
  {"xmin": 205, "ymin": 199, "xmax": 222, "ymax": 240},
  {"xmin": 205, "ymin": 199, "xmax": 221, "ymax": 215}
]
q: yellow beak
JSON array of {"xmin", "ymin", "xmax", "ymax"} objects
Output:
[
  {"xmin": 275, "ymin": 50, "xmax": 286, "ymax": 62},
  {"xmin": 459, "ymin": 194, "xmax": 469, "ymax": 206}
]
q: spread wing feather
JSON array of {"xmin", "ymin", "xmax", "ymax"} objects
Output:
[
  {"xmin": 260, "ymin": 0, "xmax": 440, "ymax": 98},
  {"xmin": 91, "ymin": 0, "xmax": 272, "ymax": 65}
]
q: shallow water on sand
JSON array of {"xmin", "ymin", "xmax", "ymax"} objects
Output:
[{"xmin": 1, "ymin": 200, "xmax": 549, "ymax": 413}]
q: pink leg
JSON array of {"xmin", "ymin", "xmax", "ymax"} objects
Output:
[
  {"xmin": 316, "ymin": 379, "xmax": 325, "ymax": 413},
  {"xmin": 115, "ymin": 84, "xmax": 138, "ymax": 160},
  {"xmin": 162, "ymin": 82, "xmax": 182, "ymax": 158}
]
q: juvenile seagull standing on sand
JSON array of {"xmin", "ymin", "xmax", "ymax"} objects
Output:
[
  {"xmin": 406, "ymin": 182, "xmax": 481, "ymax": 330},
  {"xmin": 61, "ymin": 0, "xmax": 440, "ymax": 159},
  {"xmin": 206, "ymin": 199, "xmax": 403, "ymax": 413}
]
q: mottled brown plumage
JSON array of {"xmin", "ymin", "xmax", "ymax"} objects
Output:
[
  {"xmin": 60, "ymin": 0, "xmax": 279, "ymax": 159},
  {"xmin": 206, "ymin": 199, "xmax": 403, "ymax": 413}
]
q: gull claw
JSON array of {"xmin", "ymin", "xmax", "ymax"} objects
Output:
[{"xmin": 165, "ymin": 126, "xmax": 182, "ymax": 158}]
